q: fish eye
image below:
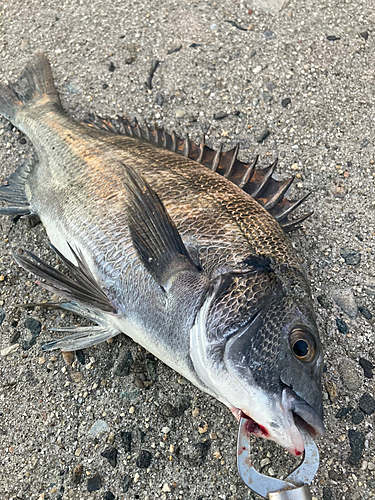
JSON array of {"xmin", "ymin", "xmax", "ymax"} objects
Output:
[{"xmin": 289, "ymin": 329, "xmax": 316, "ymax": 362}]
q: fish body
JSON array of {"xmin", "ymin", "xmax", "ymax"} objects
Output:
[{"xmin": 0, "ymin": 54, "xmax": 324, "ymax": 455}]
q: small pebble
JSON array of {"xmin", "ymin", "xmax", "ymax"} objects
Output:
[
  {"xmin": 281, "ymin": 97, "xmax": 291, "ymax": 108},
  {"xmin": 213, "ymin": 111, "xmax": 228, "ymax": 120},
  {"xmin": 175, "ymin": 109, "xmax": 186, "ymax": 119},
  {"xmin": 325, "ymin": 380, "xmax": 337, "ymax": 401},
  {"xmin": 348, "ymin": 429, "xmax": 365, "ymax": 466},
  {"xmin": 257, "ymin": 129, "xmax": 270, "ymax": 143},
  {"xmin": 62, "ymin": 351, "xmax": 74, "ymax": 367},
  {"xmin": 72, "ymin": 464, "xmax": 83, "ymax": 485},
  {"xmin": 358, "ymin": 306, "xmax": 372, "ymax": 320},
  {"xmin": 358, "ymin": 393, "xmax": 375, "ymax": 415},
  {"xmin": 167, "ymin": 44, "xmax": 182, "ymax": 55},
  {"xmin": 104, "ymin": 492, "xmax": 115, "ymax": 500},
  {"xmin": 335, "ymin": 406, "xmax": 353, "ymax": 419},
  {"xmin": 114, "ymin": 350, "xmax": 133, "ymax": 376},
  {"xmin": 136, "ymin": 450, "xmax": 152, "ymax": 468},
  {"xmin": 70, "ymin": 372, "xmax": 83, "ymax": 383},
  {"xmin": 89, "ymin": 420, "xmax": 109, "ymax": 436},
  {"xmin": 337, "ymin": 357, "xmax": 363, "ymax": 391},
  {"xmin": 123, "ymin": 475, "xmax": 132, "ymax": 492},
  {"xmin": 336, "ymin": 318, "xmax": 349, "ymax": 334},
  {"xmin": 198, "ymin": 422, "xmax": 208, "ymax": 434},
  {"xmin": 359, "ymin": 358, "xmax": 374, "ymax": 379},
  {"xmin": 24, "ymin": 317, "xmax": 42, "ymax": 336},
  {"xmin": 360, "ymin": 31, "xmax": 369, "ymax": 40},
  {"xmin": 120, "ymin": 431, "xmax": 132, "ymax": 452},
  {"xmin": 101, "ymin": 447, "xmax": 118, "ymax": 467},
  {"xmin": 340, "ymin": 248, "xmax": 361, "ymax": 266},
  {"xmin": 108, "ymin": 62, "xmax": 115, "ymax": 72},
  {"xmin": 331, "ymin": 288, "xmax": 358, "ymax": 318},
  {"xmin": 351, "ymin": 408, "xmax": 364, "ymax": 425},
  {"xmin": 322, "ymin": 487, "xmax": 334, "ymax": 500},
  {"xmin": 317, "ymin": 295, "xmax": 331, "ymax": 310},
  {"xmin": 162, "ymin": 483, "xmax": 171, "ymax": 492},
  {"xmin": 1, "ymin": 344, "xmax": 19, "ymax": 356},
  {"xmin": 253, "ymin": 65, "xmax": 262, "ymax": 75},
  {"xmin": 263, "ymin": 30, "xmax": 275, "ymax": 40},
  {"xmin": 87, "ymin": 473, "xmax": 102, "ymax": 492},
  {"xmin": 76, "ymin": 350, "xmax": 85, "ymax": 364},
  {"xmin": 20, "ymin": 38, "xmax": 29, "ymax": 50},
  {"xmin": 156, "ymin": 92, "xmax": 164, "ymax": 106}
]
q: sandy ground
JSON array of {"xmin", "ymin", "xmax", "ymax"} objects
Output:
[{"xmin": 0, "ymin": 1, "xmax": 375, "ymax": 499}]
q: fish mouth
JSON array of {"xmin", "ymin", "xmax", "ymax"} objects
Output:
[
  {"xmin": 281, "ymin": 386, "xmax": 325, "ymax": 445},
  {"xmin": 232, "ymin": 387, "xmax": 324, "ymax": 457}
]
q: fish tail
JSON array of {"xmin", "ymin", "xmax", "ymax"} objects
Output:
[{"xmin": 0, "ymin": 53, "xmax": 61, "ymax": 123}]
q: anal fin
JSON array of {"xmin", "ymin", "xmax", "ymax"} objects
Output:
[{"xmin": 42, "ymin": 325, "xmax": 119, "ymax": 352}]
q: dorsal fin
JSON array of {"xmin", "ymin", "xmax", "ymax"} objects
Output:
[{"xmin": 80, "ymin": 115, "xmax": 312, "ymax": 232}]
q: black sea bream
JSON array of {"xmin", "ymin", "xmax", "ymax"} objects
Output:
[{"xmin": 0, "ymin": 54, "xmax": 324, "ymax": 456}]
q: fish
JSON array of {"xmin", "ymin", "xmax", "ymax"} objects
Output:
[{"xmin": 0, "ymin": 53, "xmax": 324, "ymax": 456}]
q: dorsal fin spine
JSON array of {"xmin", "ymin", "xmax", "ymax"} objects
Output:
[
  {"xmin": 183, "ymin": 135, "xmax": 190, "ymax": 157},
  {"xmin": 197, "ymin": 136, "xmax": 205, "ymax": 163},
  {"xmin": 263, "ymin": 177, "xmax": 294, "ymax": 211},
  {"xmin": 211, "ymin": 143, "xmax": 222, "ymax": 172},
  {"xmin": 273, "ymin": 192, "xmax": 311, "ymax": 222},
  {"xmin": 250, "ymin": 160, "xmax": 278, "ymax": 199},
  {"xmin": 239, "ymin": 156, "xmax": 258, "ymax": 189},
  {"xmin": 280, "ymin": 211, "xmax": 313, "ymax": 232},
  {"xmin": 224, "ymin": 144, "xmax": 239, "ymax": 179}
]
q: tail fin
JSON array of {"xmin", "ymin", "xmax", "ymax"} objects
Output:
[{"xmin": 0, "ymin": 53, "xmax": 61, "ymax": 122}]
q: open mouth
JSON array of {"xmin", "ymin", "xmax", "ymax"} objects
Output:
[
  {"xmin": 232, "ymin": 387, "xmax": 324, "ymax": 457},
  {"xmin": 282, "ymin": 386, "xmax": 325, "ymax": 438}
]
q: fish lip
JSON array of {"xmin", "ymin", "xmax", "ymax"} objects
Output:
[
  {"xmin": 232, "ymin": 387, "xmax": 324, "ymax": 456},
  {"xmin": 282, "ymin": 386, "xmax": 325, "ymax": 439}
]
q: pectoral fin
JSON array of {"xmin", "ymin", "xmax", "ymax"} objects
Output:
[{"xmin": 122, "ymin": 163, "xmax": 202, "ymax": 291}]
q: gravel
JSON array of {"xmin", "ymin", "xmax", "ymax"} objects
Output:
[{"xmin": 1, "ymin": 1, "xmax": 375, "ymax": 499}]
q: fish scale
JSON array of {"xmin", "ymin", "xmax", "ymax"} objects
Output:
[{"xmin": 0, "ymin": 53, "xmax": 324, "ymax": 458}]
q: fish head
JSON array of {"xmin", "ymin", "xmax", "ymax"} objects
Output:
[{"xmin": 190, "ymin": 260, "xmax": 324, "ymax": 456}]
